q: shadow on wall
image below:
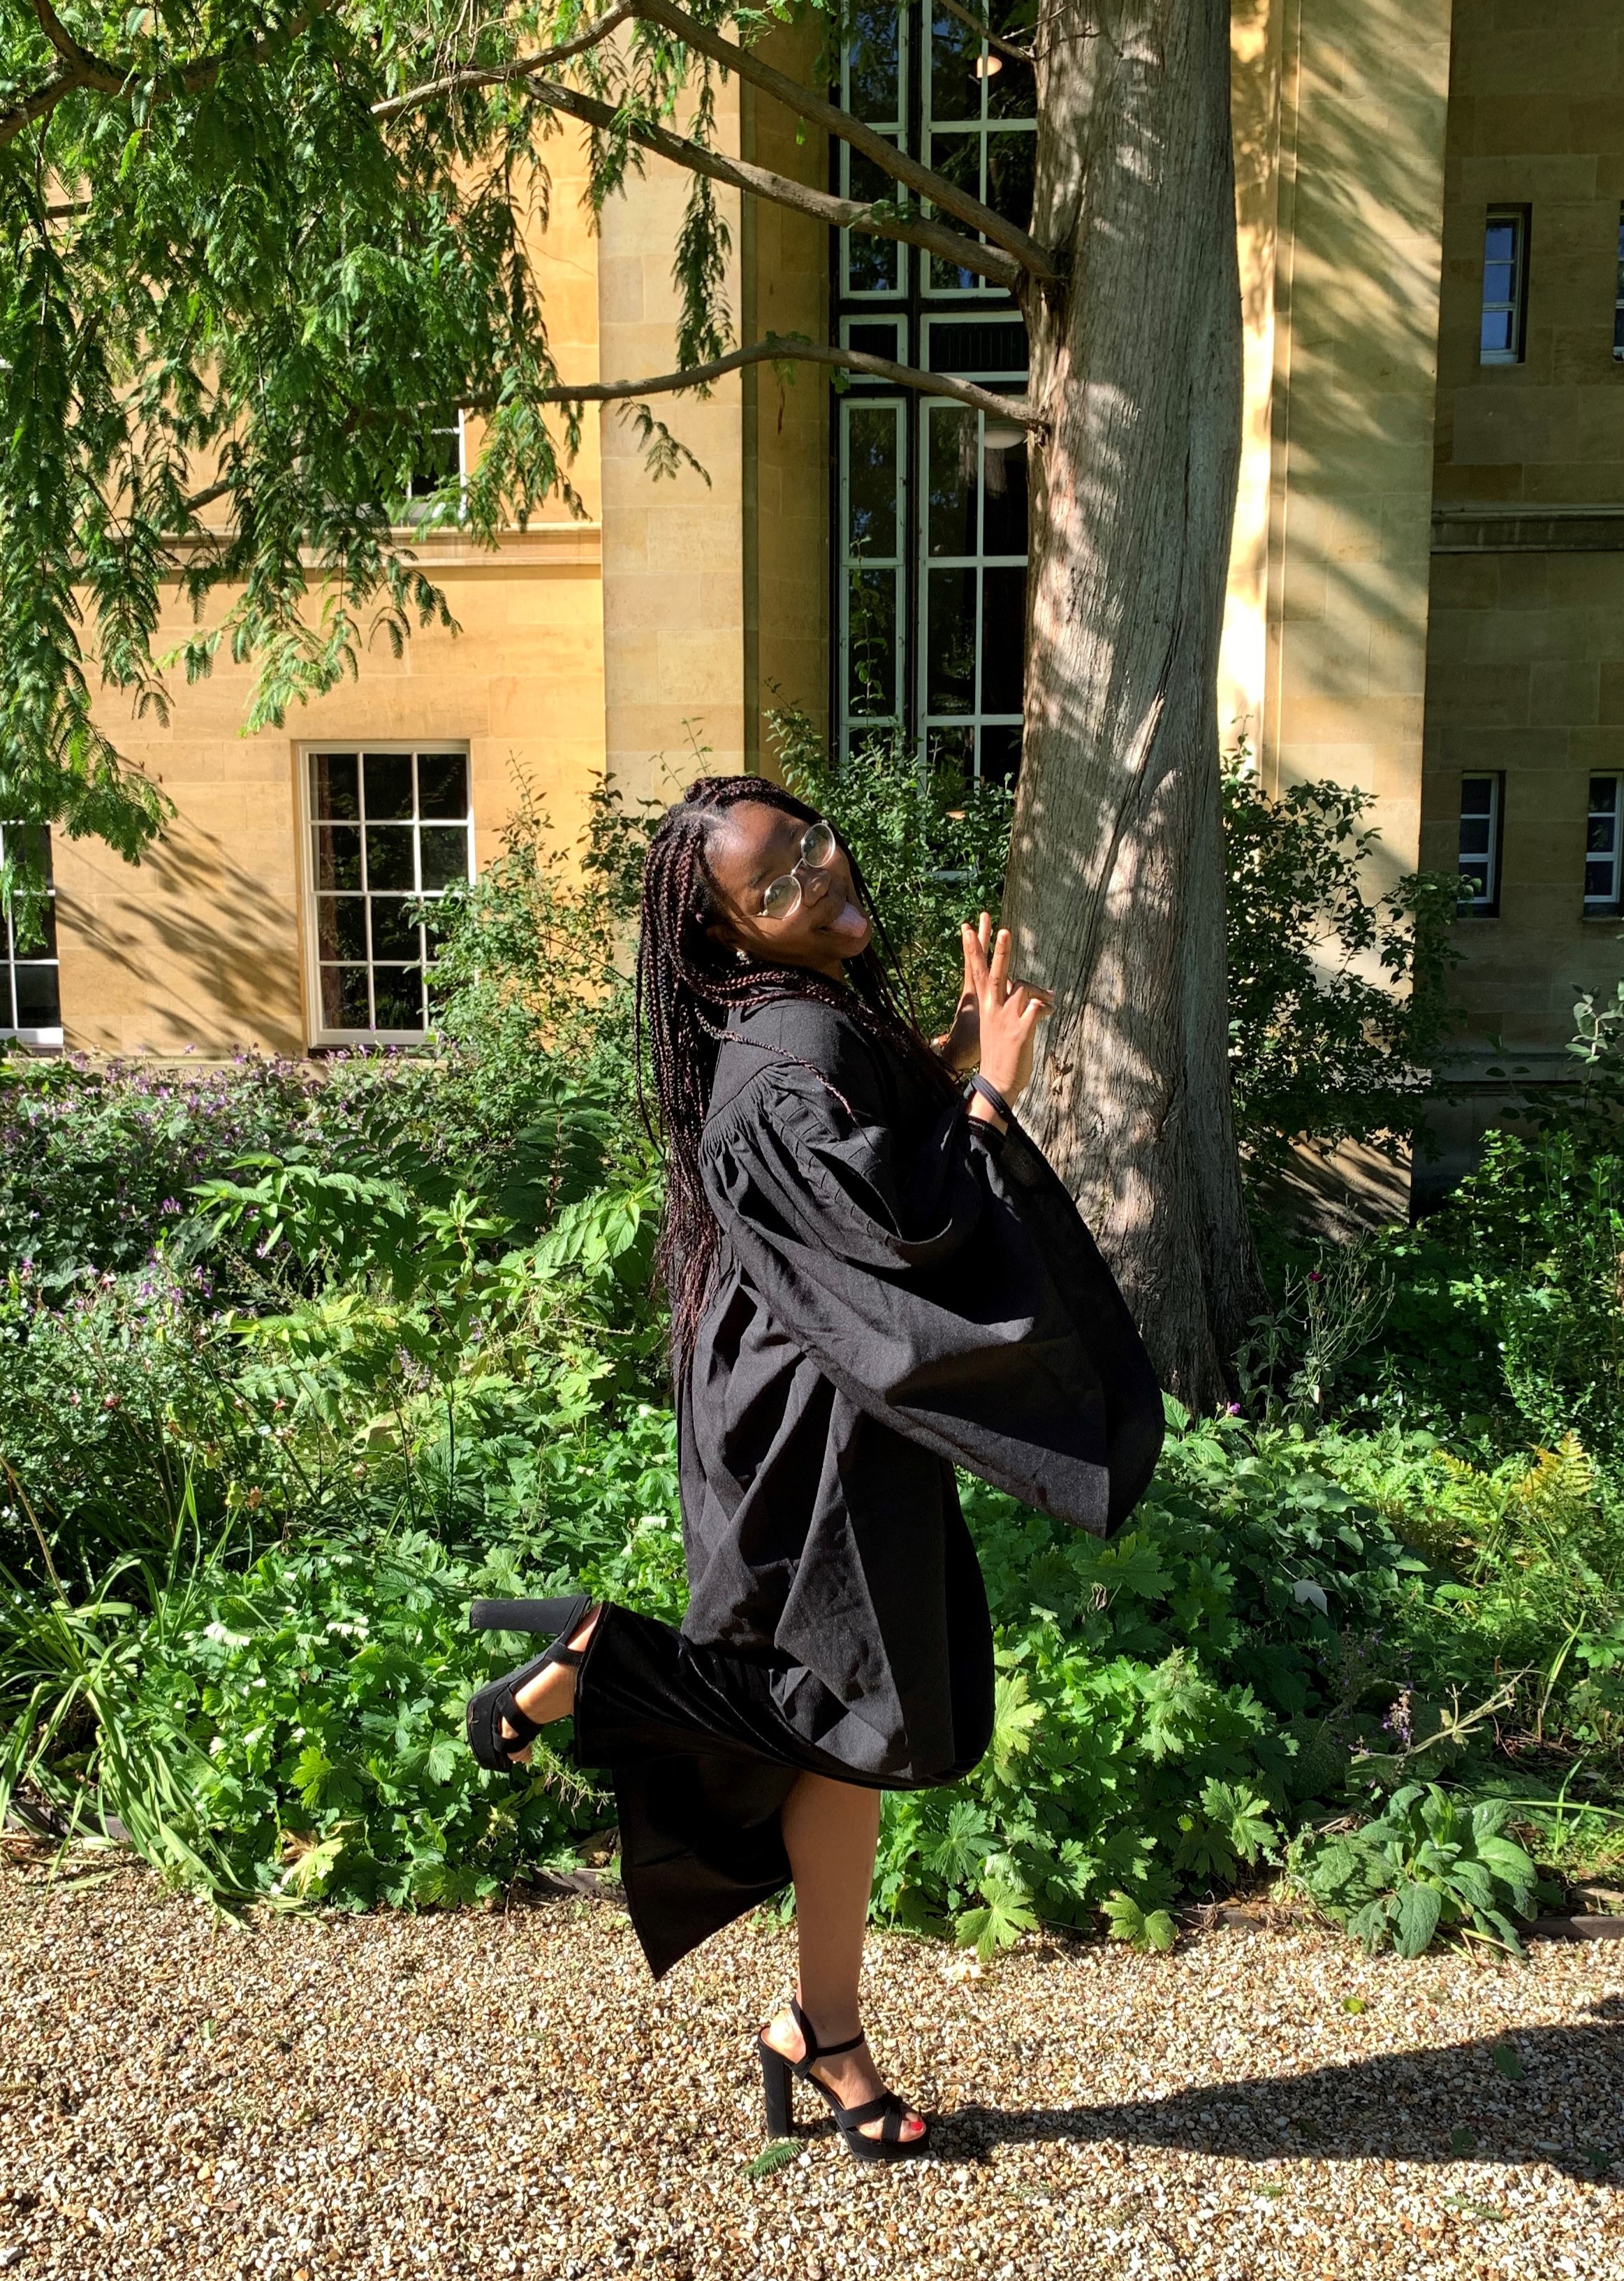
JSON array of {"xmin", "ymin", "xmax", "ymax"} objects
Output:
[
  {"xmin": 932, "ymin": 1996, "xmax": 1623, "ymax": 2183},
  {"xmin": 78, "ymin": 818, "xmax": 300, "ymax": 1054}
]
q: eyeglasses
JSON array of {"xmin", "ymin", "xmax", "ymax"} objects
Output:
[{"xmin": 759, "ymin": 820, "xmax": 837, "ymax": 919}]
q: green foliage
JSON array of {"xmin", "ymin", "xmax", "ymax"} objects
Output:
[
  {"xmin": 1222, "ymin": 752, "xmax": 1464, "ymax": 1167},
  {"xmin": 1292, "ymin": 1784, "xmax": 1538, "ymax": 1956},
  {"xmin": 770, "ymin": 706, "xmax": 1015, "ymax": 1037}
]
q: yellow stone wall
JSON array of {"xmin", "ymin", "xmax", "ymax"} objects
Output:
[
  {"xmin": 1419, "ymin": 0, "xmax": 1624, "ymax": 1071},
  {"xmin": 1223, "ymin": 0, "xmax": 1455, "ymax": 901}
]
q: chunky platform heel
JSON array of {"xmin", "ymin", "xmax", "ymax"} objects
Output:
[
  {"xmin": 464, "ymin": 1592, "xmax": 595, "ymax": 1771},
  {"xmin": 755, "ymin": 1997, "xmax": 928, "ymax": 2162}
]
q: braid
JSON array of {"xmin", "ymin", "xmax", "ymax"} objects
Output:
[{"xmin": 634, "ymin": 773, "xmax": 956, "ymax": 1372}]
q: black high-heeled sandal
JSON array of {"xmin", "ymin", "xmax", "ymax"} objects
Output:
[
  {"xmin": 464, "ymin": 1594, "xmax": 595, "ymax": 1771},
  {"xmin": 756, "ymin": 1997, "xmax": 929, "ymax": 2162}
]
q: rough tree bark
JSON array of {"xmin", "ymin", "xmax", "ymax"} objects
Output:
[{"xmin": 1004, "ymin": 0, "xmax": 1264, "ymax": 1408}]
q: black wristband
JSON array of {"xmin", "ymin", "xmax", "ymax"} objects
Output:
[{"xmin": 965, "ymin": 1072, "xmax": 1014, "ymax": 1123}]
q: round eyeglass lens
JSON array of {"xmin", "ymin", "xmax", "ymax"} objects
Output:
[
  {"xmin": 761, "ymin": 873, "xmax": 801, "ymax": 919},
  {"xmin": 802, "ymin": 822, "xmax": 836, "ymax": 866}
]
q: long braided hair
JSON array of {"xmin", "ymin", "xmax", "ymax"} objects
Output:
[{"xmin": 635, "ymin": 774, "xmax": 956, "ymax": 1370}]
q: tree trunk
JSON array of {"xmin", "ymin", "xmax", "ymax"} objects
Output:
[{"xmin": 1004, "ymin": 0, "xmax": 1262, "ymax": 1410}]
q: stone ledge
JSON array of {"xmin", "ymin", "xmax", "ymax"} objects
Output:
[{"xmin": 1432, "ymin": 503, "xmax": 1624, "ymax": 553}]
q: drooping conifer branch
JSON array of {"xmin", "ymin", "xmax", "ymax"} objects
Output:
[
  {"xmin": 625, "ymin": 0, "xmax": 1062, "ymax": 286},
  {"xmin": 510, "ymin": 78, "xmax": 1023, "ymax": 293}
]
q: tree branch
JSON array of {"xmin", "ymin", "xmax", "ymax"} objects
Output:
[
  {"xmin": 1, "ymin": 1, "xmax": 314, "ymax": 148},
  {"xmin": 371, "ymin": 0, "xmax": 641, "ymax": 122},
  {"xmin": 511, "ymin": 78, "xmax": 1022, "ymax": 292},
  {"xmin": 627, "ymin": 0, "xmax": 1061, "ymax": 286},
  {"xmin": 932, "ymin": 0, "xmax": 1036, "ymax": 68},
  {"xmin": 478, "ymin": 336, "xmax": 1041, "ymax": 425}
]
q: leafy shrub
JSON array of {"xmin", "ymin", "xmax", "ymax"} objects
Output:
[
  {"xmin": 1222, "ymin": 753, "xmax": 1464, "ymax": 1168},
  {"xmin": 1292, "ymin": 1784, "xmax": 1538, "ymax": 1955}
]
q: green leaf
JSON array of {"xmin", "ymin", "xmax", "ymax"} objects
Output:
[
  {"xmin": 1393, "ymin": 1880, "xmax": 1443, "ymax": 1958},
  {"xmin": 1490, "ymin": 2042, "xmax": 1524, "ymax": 2083},
  {"xmin": 746, "ymin": 2140, "xmax": 798, "ymax": 2180}
]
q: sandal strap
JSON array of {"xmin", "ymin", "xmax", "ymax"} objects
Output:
[
  {"xmin": 835, "ymin": 2089, "xmax": 904, "ymax": 2130},
  {"xmin": 788, "ymin": 1997, "xmax": 866, "ymax": 2065},
  {"xmin": 494, "ymin": 1689, "xmax": 543, "ymax": 1748}
]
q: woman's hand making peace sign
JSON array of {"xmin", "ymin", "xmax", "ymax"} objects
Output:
[{"xmin": 932, "ymin": 910, "xmax": 1053, "ymax": 1126}]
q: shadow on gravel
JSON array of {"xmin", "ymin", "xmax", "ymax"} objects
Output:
[{"xmin": 932, "ymin": 1997, "xmax": 1623, "ymax": 2182}]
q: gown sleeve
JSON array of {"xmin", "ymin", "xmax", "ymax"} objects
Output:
[{"xmin": 698, "ymin": 1022, "xmax": 1164, "ymax": 1536}]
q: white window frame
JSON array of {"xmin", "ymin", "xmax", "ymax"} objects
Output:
[
  {"xmin": 298, "ymin": 742, "xmax": 475, "ymax": 1048},
  {"xmin": 1457, "ymin": 772, "xmax": 1504, "ymax": 916},
  {"xmin": 0, "ymin": 823, "xmax": 63, "ymax": 1049},
  {"xmin": 1585, "ymin": 773, "xmax": 1623, "ymax": 914},
  {"xmin": 1480, "ymin": 207, "xmax": 1529, "ymax": 367}
]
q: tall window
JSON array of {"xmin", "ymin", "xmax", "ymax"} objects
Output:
[
  {"xmin": 305, "ymin": 746, "xmax": 473, "ymax": 1042},
  {"xmin": 835, "ymin": 3, "xmax": 1032, "ymax": 779},
  {"xmin": 0, "ymin": 824, "xmax": 61, "ymax": 1047},
  {"xmin": 1457, "ymin": 773, "xmax": 1504, "ymax": 914},
  {"xmin": 1479, "ymin": 207, "xmax": 1529, "ymax": 365},
  {"xmin": 1586, "ymin": 775, "xmax": 1622, "ymax": 914},
  {"xmin": 1615, "ymin": 206, "xmax": 1624, "ymax": 363}
]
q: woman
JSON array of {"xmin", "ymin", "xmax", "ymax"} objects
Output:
[{"xmin": 465, "ymin": 775, "xmax": 1164, "ymax": 2162}]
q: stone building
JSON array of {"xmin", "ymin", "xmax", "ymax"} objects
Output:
[{"xmin": 13, "ymin": 0, "xmax": 1623, "ymax": 1201}]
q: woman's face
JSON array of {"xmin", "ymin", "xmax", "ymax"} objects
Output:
[{"xmin": 703, "ymin": 801, "xmax": 872, "ymax": 980}]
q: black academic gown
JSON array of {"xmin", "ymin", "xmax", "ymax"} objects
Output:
[{"xmin": 569, "ymin": 994, "xmax": 1164, "ymax": 1977}]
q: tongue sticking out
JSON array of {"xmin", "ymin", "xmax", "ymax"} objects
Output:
[{"xmin": 822, "ymin": 895, "xmax": 872, "ymax": 947}]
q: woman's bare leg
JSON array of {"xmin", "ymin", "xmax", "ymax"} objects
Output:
[{"xmin": 761, "ymin": 1772, "xmax": 925, "ymax": 2142}]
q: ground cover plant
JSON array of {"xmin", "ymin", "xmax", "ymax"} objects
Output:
[{"xmin": 2, "ymin": 771, "xmax": 1622, "ymax": 1954}]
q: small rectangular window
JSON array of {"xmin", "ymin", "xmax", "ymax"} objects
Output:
[
  {"xmin": 1586, "ymin": 775, "xmax": 1623, "ymax": 912},
  {"xmin": 1615, "ymin": 206, "xmax": 1624, "ymax": 362},
  {"xmin": 0, "ymin": 824, "xmax": 62, "ymax": 1047},
  {"xmin": 1480, "ymin": 207, "xmax": 1530, "ymax": 365},
  {"xmin": 1458, "ymin": 773, "xmax": 1504, "ymax": 914},
  {"xmin": 305, "ymin": 745, "xmax": 473, "ymax": 1042}
]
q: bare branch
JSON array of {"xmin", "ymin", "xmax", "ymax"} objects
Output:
[
  {"xmin": 515, "ymin": 78, "xmax": 1023, "ymax": 292},
  {"xmin": 932, "ymin": 0, "xmax": 1035, "ymax": 68},
  {"xmin": 372, "ymin": 0, "xmax": 641, "ymax": 122},
  {"xmin": 627, "ymin": 0, "xmax": 1060, "ymax": 286},
  {"xmin": 469, "ymin": 337, "xmax": 1042, "ymax": 425}
]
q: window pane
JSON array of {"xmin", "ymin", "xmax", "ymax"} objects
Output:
[
  {"xmin": 418, "ymin": 752, "xmax": 469, "ymax": 819},
  {"xmin": 316, "ymin": 896, "xmax": 367, "ymax": 960},
  {"xmin": 930, "ymin": 5, "xmax": 981, "ymax": 121},
  {"xmin": 418, "ymin": 827, "xmax": 471, "ymax": 891},
  {"xmin": 926, "ymin": 133, "xmax": 982, "ymax": 291},
  {"xmin": 926, "ymin": 567, "xmax": 977, "ymax": 713},
  {"xmin": 981, "ymin": 566, "xmax": 1026, "ymax": 713},
  {"xmin": 365, "ymin": 824, "xmax": 416, "ymax": 891},
  {"xmin": 321, "ymin": 965, "xmax": 371, "ymax": 1027},
  {"xmin": 927, "ymin": 405, "xmax": 977, "ymax": 556},
  {"xmin": 8, "ymin": 895, "xmax": 56, "ymax": 959},
  {"xmin": 986, "ymin": 52, "xmax": 1036, "ymax": 119},
  {"xmin": 847, "ymin": 569, "xmax": 899, "ymax": 716},
  {"xmin": 845, "ymin": 148, "xmax": 903, "ymax": 293},
  {"xmin": 372, "ymin": 966, "xmax": 425, "ymax": 1030},
  {"xmin": 986, "ymin": 131, "xmax": 1035, "ymax": 231},
  {"xmin": 13, "ymin": 964, "xmax": 59, "ymax": 1026},
  {"xmin": 311, "ymin": 754, "xmax": 360, "ymax": 821},
  {"xmin": 370, "ymin": 900, "xmax": 423, "ymax": 962},
  {"xmin": 847, "ymin": 0, "xmax": 901, "ymax": 121},
  {"xmin": 1590, "ymin": 776, "xmax": 1618, "ymax": 817},
  {"xmin": 847, "ymin": 406, "xmax": 900, "ymax": 559},
  {"xmin": 979, "ymin": 722, "xmax": 1023, "ymax": 784},
  {"xmin": 1484, "ymin": 221, "xmax": 1516, "ymax": 263},
  {"xmin": 363, "ymin": 752, "xmax": 414, "ymax": 820},
  {"xmin": 1460, "ymin": 778, "xmax": 1495, "ymax": 815},
  {"xmin": 312, "ymin": 823, "xmax": 362, "ymax": 892},
  {"xmin": 927, "ymin": 724, "xmax": 975, "ymax": 776},
  {"xmin": 1482, "ymin": 262, "xmax": 1515, "ymax": 305},
  {"xmin": 1481, "ymin": 312, "xmax": 1513, "ymax": 355},
  {"xmin": 981, "ymin": 430, "xmax": 1027, "ymax": 555},
  {"xmin": 1587, "ymin": 859, "xmax": 1615, "ymax": 898},
  {"xmin": 1458, "ymin": 819, "xmax": 1491, "ymax": 855},
  {"xmin": 1589, "ymin": 815, "xmax": 1619, "ymax": 854}
]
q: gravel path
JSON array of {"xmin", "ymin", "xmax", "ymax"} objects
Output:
[{"xmin": 1, "ymin": 1849, "xmax": 1621, "ymax": 2281}]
